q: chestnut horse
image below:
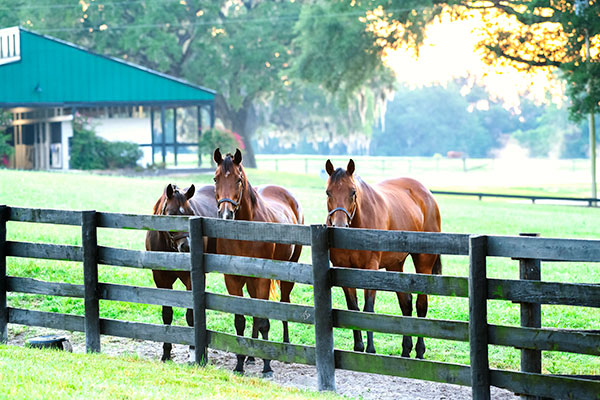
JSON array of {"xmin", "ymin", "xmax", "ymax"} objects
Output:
[
  {"xmin": 145, "ymin": 183, "xmax": 217, "ymax": 362},
  {"xmin": 213, "ymin": 148, "xmax": 303, "ymax": 377},
  {"xmin": 325, "ymin": 159, "xmax": 442, "ymax": 359}
]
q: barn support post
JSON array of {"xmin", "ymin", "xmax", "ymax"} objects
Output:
[
  {"xmin": 82, "ymin": 210, "xmax": 101, "ymax": 353},
  {"xmin": 311, "ymin": 224, "xmax": 336, "ymax": 391},
  {"xmin": 196, "ymin": 105, "xmax": 202, "ymax": 167},
  {"xmin": 150, "ymin": 108, "xmax": 155, "ymax": 166},
  {"xmin": 469, "ymin": 235, "xmax": 490, "ymax": 400},
  {"xmin": 189, "ymin": 216, "xmax": 207, "ymax": 365},
  {"xmin": 0, "ymin": 205, "xmax": 8, "ymax": 343},
  {"xmin": 173, "ymin": 108, "xmax": 178, "ymax": 167},
  {"xmin": 518, "ymin": 233, "xmax": 543, "ymax": 400},
  {"xmin": 160, "ymin": 106, "xmax": 166, "ymax": 165}
]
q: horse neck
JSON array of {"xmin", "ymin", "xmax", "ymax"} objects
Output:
[
  {"xmin": 352, "ymin": 178, "xmax": 377, "ymax": 228},
  {"xmin": 236, "ymin": 178, "xmax": 261, "ymax": 221}
]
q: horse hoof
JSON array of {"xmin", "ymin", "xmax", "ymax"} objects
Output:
[
  {"xmin": 233, "ymin": 369, "xmax": 244, "ymax": 376},
  {"xmin": 401, "ymin": 351, "xmax": 411, "ymax": 358},
  {"xmin": 416, "ymin": 353, "xmax": 425, "ymax": 360},
  {"xmin": 366, "ymin": 347, "xmax": 376, "ymax": 354},
  {"xmin": 262, "ymin": 371, "xmax": 274, "ymax": 379},
  {"xmin": 245, "ymin": 356, "xmax": 255, "ymax": 365}
]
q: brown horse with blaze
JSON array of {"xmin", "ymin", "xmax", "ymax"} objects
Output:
[
  {"xmin": 145, "ymin": 183, "xmax": 217, "ymax": 362},
  {"xmin": 325, "ymin": 159, "xmax": 442, "ymax": 359},
  {"xmin": 213, "ymin": 148, "xmax": 304, "ymax": 377}
]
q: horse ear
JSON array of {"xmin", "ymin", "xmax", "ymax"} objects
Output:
[
  {"xmin": 166, "ymin": 184, "xmax": 174, "ymax": 199},
  {"xmin": 185, "ymin": 184, "xmax": 195, "ymax": 200},
  {"xmin": 213, "ymin": 148, "xmax": 222, "ymax": 165},
  {"xmin": 233, "ymin": 148, "xmax": 242, "ymax": 165},
  {"xmin": 346, "ymin": 159, "xmax": 355, "ymax": 176},
  {"xmin": 325, "ymin": 160, "xmax": 334, "ymax": 176}
]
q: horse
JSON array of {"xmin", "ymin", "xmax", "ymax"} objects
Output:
[
  {"xmin": 324, "ymin": 159, "xmax": 442, "ymax": 359},
  {"xmin": 145, "ymin": 183, "xmax": 217, "ymax": 362},
  {"xmin": 212, "ymin": 148, "xmax": 304, "ymax": 377}
]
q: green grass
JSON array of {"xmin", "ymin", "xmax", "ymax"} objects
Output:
[
  {"xmin": 1, "ymin": 167, "xmax": 599, "ymax": 376},
  {"xmin": 0, "ymin": 345, "xmax": 340, "ymax": 400}
]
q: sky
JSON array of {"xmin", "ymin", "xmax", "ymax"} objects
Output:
[{"xmin": 383, "ymin": 11, "xmax": 566, "ymax": 111}]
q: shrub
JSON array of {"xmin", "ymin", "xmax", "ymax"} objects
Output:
[
  {"xmin": 0, "ymin": 111, "xmax": 14, "ymax": 167},
  {"xmin": 198, "ymin": 127, "xmax": 245, "ymax": 163},
  {"xmin": 69, "ymin": 114, "xmax": 142, "ymax": 170}
]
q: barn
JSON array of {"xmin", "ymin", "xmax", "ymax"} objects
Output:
[{"xmin": 0, "ymin": 26, "xmax": 216, "ymax": 170}]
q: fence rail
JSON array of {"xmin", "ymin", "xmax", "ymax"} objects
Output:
[
  {"xmin": 1, "ymin": 205, "xmax": 599, "ymax": 400},
  {"xmin": 431, "ymin": 190, "xmax": 600, "ymax": 207}
]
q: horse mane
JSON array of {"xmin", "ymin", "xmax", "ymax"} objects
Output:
[
  {"xmin": 223, "ymin": 153, "xmax": 257, "ymax": 207},
  {"xmin": 330, "ymin": 168, "xmax": 348, "ymax": 183},
  {"xmin": 152, "ymin": 193, "xmax": 166, "ymax": 215}
]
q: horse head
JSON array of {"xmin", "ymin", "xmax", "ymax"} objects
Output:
[
  {"xmin": 157, "ymin": 183, "xmax": 196, "ymax": 252},
  {"xmin": 324, "ymin": 159, "xmax": 358, "ymax": 228},
  {"xmin": 213, "ymin": 148, "xmax": 246, "ymax": 220}
]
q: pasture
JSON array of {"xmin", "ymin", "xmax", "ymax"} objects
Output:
[
  {"xmin": 1, "ymin": 166, "xmax": 599, "ymax": 376},
  {"xmin": 0, "ymin": 345, "xmax": 340, "ymax": 400}
]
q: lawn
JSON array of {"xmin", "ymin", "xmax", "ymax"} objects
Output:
[
  {"xmin": 0, "ymin": 345, "xmax": 341, "ymax": 400},
  {"xmin": 1, "ymin": 167, "xmax": 599, "ymax": 376}
]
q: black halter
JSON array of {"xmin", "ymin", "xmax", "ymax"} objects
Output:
[
  {"xmin": 327, "ymin": 194, "xmax": 357, "ymax": 225},
  {"xmin": 217, "ymin": 181, "xmax": 244, "ymax": 213}
]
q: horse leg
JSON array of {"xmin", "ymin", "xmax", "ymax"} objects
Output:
[
  {"xmin": 363, "ymin": 258, "xmax": 380, "ymax": 354},
  {"xmin": 245, "ymin": 283, "xmax": 258, "ymax": 365},
  {"xmin": 342, "ymin": 286, "xmax": 364, "ymax": 352},
  {"xmin": 396, "ymin": 291, "xmax": 413, "ymax": 357},
  {"xmin": 182, "ymin": 273, "xmax": 197, "ymax": 363},
  {"xmin": 152, "ymin": 270, "xmax": 177, "ymax": 362},
  {"xmin": 255, "ymin": 278, "xmax": 273, "ymax": 377},
  {"xmin": 415, "ymin": 293, "xmax": 428, "ymax": 359},
  {"xmin": 364, "ymin": 288, "xmax": 377, "ymax": 353},
  {"xmin": 234, "ymin": 314, "xmax": 247, "ymax": 373},
  {"xmin": 411, "ymin": 253, "xmax": 438, "ymax": 359},
  {"xmin": 280, "ymin": 280, "xmax": 295, "ymax": 343},
  {"xmin": 257, "ymin": 317, "xmax": 273, "ymax": 377},
  {"xmin": 225, "ymin": 275, "xmax": 247, "ymax": 374},
  {"xmin": 161, "ymin": 306, "xmax": 174, "ymax": 361}
]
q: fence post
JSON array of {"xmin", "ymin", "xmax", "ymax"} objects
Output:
[
  {"xmin": 518, "ymin": 233, "xmax": 542, "ymax": 400},
  {"xmin": 311, "ymin": 224, "xmax": 336, "ymax": 391},
  {"xmin": 82, "ymin": 210, "xmax": 100, "ymax": 353},
  {"xmin": 0, "ymin": 205, "xmax": 8, "ymax": 343},
  {"xmin": 190, "ymin": 217, "xmax": 207, "ymax": 366},
  {"xmin": 469, "ymin": 235, "xmax": 490, "ymax": 400}
]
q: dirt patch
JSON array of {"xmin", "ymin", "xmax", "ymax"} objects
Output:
[{"xmin": 7, "ymin": 325, "xmax": 517, "ymax": 400}]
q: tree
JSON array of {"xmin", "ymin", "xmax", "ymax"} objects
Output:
[
  {"xmin": 370, "ymin": 82, "xmax": 499, "ymax": 157},
  {"xmin": 2, "ymin": 0, "xmax": 396, "ymax": 167}
]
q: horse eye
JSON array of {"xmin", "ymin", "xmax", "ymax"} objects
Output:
[
  {"xmin": 213, "ymin": 177, "xmax": 217, "ymax": 183},
  {"xmin": 351, "ymin": 190, "xmax": 356, "ymax": 197},
  {"xmin": 325, "ymin": 191, "xmax": 331, "ymax": 197}
]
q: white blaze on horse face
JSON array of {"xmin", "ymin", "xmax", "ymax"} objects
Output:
[
  {"xmin": 179, "ymin": 207, "xmax": 185, "ymax": 214},
  {"xmin": 219, "ymin": 205, "xmax": 235, "ymax": 220}
]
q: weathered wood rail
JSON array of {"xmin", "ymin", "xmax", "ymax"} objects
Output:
[{"xmin": 0, "ymin": 205, "xmax": 599, "ymax": 400}]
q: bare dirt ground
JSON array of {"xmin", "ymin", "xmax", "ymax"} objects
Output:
[{"xmin": 7, "ymin": 325, "xmax": 518, "ymax": 400}]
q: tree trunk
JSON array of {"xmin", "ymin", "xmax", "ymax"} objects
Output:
[{"xmin": 215, "ymin": 96, "xmax": 258, "ymax": 168}]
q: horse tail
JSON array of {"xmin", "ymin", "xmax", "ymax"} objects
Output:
[
  {"xmin": 433, "ymin": 255, "xmax": 442, "ymax": 275},
  {"xmin": 269, "ymin": 280, "xmax": 280, "ymax": 301}
]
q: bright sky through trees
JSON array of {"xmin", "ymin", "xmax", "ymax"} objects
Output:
[{"xmin": 383, "ymin": 9, "xmax": 566, "ymax": 110}]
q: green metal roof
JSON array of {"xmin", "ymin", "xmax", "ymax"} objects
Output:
[{"xmin": 0, "ymin": 27, "xmax": 215, "ymax": 107}]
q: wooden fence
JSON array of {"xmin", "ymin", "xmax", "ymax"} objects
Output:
[
  {"xmin": 0, "ymin": 204, "xmax": 599, "ymax": 400},
  {"xmin": 430, "ymin": 190, "xmax": 600, "ymax": 207}
]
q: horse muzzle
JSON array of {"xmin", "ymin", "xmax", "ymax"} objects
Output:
[{"xmin": 176, "ymin": 237, "xmax": 190, "ymax": 252}]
